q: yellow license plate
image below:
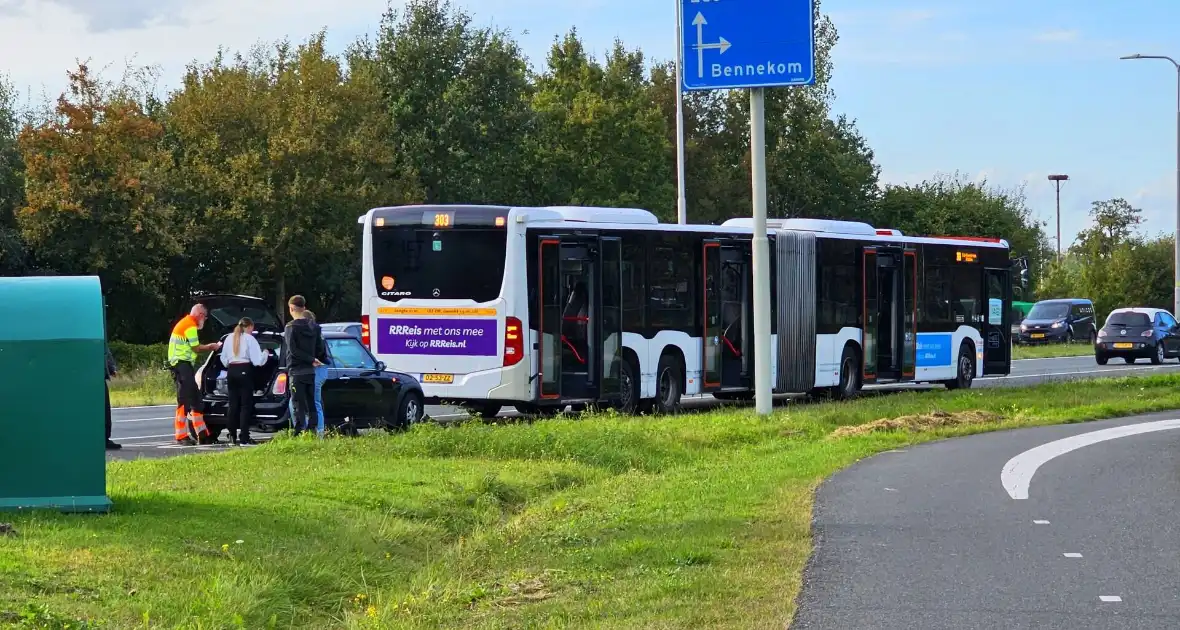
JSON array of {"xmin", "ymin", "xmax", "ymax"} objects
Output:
[
  {"xmin": 1113, "ymin": 343, "xmax": 1133, "ymax": 349},
  {"xmin": 422, "ymin": 373, "xmax": 454, "ymax": 384},
  {"xmin": 1030, "ymin": 333, "xmax": 1045, "ymax": 339}
]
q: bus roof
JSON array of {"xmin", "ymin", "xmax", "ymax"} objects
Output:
[{"xmin": 360, "ymin": 204, "xmax": 1010, "ymax": 249}]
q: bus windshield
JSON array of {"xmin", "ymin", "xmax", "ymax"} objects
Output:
[{"xmin": 371, "ymin": 226, "xmax": 507, "ymax": 302}]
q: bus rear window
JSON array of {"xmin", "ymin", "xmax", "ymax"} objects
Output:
[{"xmin": 371, "ymin": 227, "xmax": 507, "ymax": 302}]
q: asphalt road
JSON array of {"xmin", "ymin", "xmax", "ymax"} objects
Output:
[
  {"xmin": 791, "ymin": 411, "xmax": 1180, "ymax": 630},
  {"xmin": 107, "ymin": 354, "xmax": 1180, "ymax": 460}
]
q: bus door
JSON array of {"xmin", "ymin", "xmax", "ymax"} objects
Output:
[
  {"xmin": 983, "ymin": 267, "xmax": 1012, "ymax": 375},
  {"xmin": 703, "ymin": 239, "xmax": 750, "ymax": 391},
  {"xmin": 537, "ymin": 236, "xmax": 622, "ymax": 404},
  {"xmin": 862, "ymin": 247, "xmax": 915, "ymax": 383}
]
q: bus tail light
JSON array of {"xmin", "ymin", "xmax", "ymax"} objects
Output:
[
  {"xmin": 361, "ymin": 315, "xmax": 371, "ymax": 349},
  {"xmin": 504, "ymin": 317, "xmax": 523, "ymax": 366},
  {"xmin": 272, "ymin": 372, "xmax": 288, "ymax": 396}
]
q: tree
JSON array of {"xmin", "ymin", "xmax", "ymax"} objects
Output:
[
  {"xmin": 644, "ymin": 0, "xmax": 879, "ymax": 224},
  {"xmin": 0, "ymin": 75, "xmax": 26, "ymax": 275},
  {"xmin": 163, "ymin": 33, "xmax": 418, "ymax": 318},
  {"xmin": 376, "ymin": 0, "xmax": 533, "ymax": 204},
  {"xmin": 874, "ymin": 174, "xmax": 1050, "ymax": 266},
  {"xmin": 528, "ymin": 32, "xmax": 673, "ymax": 213},
  {"xmin": 16, "ymin": 64, "xmax": 179, "ymax": 340},
  {"xmin": 1074, "ymin": 198, "xmax": 1142, "ymax": 257}
]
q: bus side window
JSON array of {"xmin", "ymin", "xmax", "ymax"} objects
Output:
[{"xmin": 622, "ymin": 236, "xmax": 646, "ymax": 331}]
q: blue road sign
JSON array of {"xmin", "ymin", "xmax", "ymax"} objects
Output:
[{"xmin": 680, "ymin": 0, "xmax": 815, "ymax": 91}]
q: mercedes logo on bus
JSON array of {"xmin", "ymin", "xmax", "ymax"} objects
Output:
[{"xmin": 432, "ymin": 288, "xmax": 441, "ymax": 297}]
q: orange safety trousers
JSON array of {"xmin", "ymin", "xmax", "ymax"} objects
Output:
[{"xmin": 173, "ymin": 405, "xmax": 209, "ymax": 442}]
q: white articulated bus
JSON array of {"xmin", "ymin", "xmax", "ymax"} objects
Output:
[{"xmin": 359, "ymin": 205, "xmax": 1014, "ymax": 417}]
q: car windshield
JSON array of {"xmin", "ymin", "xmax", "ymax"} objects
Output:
[
  {"xmin": 1106, "ymin": 312, "xmax": 1151, "ymax": 327},
  {"xmin": 327, "ymin": 337, "xmax": 377, "ymax": 370},
  {"xmin": 1028, "ymin": 302, "xmax": 1070, "ymax": 320}
]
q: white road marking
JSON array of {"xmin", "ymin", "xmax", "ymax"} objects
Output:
[
  {"xmin": 112, "ymin": 404, "xmax": 173, "ymax": 410},
  {"xmin": 113, "ymin": 417, "xmax": 173, "ymax": 424},
  {"xmin": 1001, "ymin": 419, "xmax": 1180, "ymax": 500},
  {"xmin": 1063, "ymin": 553, "xmax": 1083, "ymax": 558},
  {"xmin": 884, "ymin": 487, "xmax": 899, "ymax": 492},
  {"xmin": 993, "ymin": 364, "xmax": 1180, "ymax": 381},
  {"xmin": 1033, "ymin": 520, "xmax": 1050, "ymax": 525},
  {"xmin": 1099, "ymin": 596, "xmax": 1122, "ymax": 602}
]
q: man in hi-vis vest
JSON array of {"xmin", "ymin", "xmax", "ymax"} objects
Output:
[{"xmin": 168, "ymin": 304, "xmax": 222, "ymax": 445}]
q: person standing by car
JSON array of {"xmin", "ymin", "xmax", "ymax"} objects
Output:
[
  {"xmin": 284, "ymin": 296, "xmax": 324, "ymax": 436},
  {"xmin": 220, "ymin": 317, "xmax": 271, "ymax": 446},
  {"xmin": 168, "ymin": 304, "xmax": 222, "ymax": 445},
  {"xmin": 303, "ymin": 310, "xmax": 330, "ymax": 437},
  {"xmin": 104, "ymin": 343, "xmax": 121, "ymax": 450}
]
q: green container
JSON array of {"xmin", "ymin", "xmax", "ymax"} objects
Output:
[{"xmin": 0, "ymin": 276, "xmax": 112, "ymax": 513}]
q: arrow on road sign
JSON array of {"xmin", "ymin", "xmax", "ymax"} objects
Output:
[{"xmin": 692, "ymin": 12, "xmax": 731, "ymax": 78}]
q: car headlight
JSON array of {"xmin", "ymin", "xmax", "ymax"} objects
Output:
[
  {"xmin": 1142, "ymin": 330, "xmax": 1154, "ymax": 338},
  {"xmin": 1020, "ymin": 324, "xmax": 1028, "ymax": 331},
  {"xmin": 1051, "ymin": 321, "xmax": 1065, "ymax": 329},
  {"xmin": 1098, "ymin": 329, "xmax": 1108, "ymax": 338}
]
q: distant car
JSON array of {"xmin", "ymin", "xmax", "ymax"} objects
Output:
[
  {"xmin": 1094, "ymin": 307, "xmax": 1180, "ymax": 365},
  {"xmin": 1018, "ymin": 298, "xmax": 1096, "ymax": 344},
  {"xmin": 319, "ymin": 322, "xmax": 362, "ymax": 341},
  {"xmin": 192, "ymin": 295, "xmax": 424, "ymax": 440}
]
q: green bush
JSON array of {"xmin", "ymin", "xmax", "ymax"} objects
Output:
[{"xmin": 108, "ymin": 341, "xmax": 169, "ymax": 373}]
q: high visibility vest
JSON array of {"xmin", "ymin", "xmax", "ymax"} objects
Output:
[{"xmin": 168, "ymin": 315, "xmax": 200, "ymax": 366}]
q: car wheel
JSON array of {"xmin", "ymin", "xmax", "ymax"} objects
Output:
[
  {"xmin": 945, "ymin": 344, "xmax": 975, "ymax": 390},
  {"xmin": 1152, "ymin": 343, "xmax": 1165, "ymax": 365},
  {"xmin": 652, "ymin": 356, "xmax": 683, "ymax": 414},
  {"xmin": 1095, "ymin": 353, "xmax": 1108, "ymax": 366},
  {"xmin": 395, "ymin": 391, "xmax": 424, "ymax": 429}
]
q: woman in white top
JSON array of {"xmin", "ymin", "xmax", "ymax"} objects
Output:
[{"xmin": 219, "ymin": 317, "xmax": 270, "ymax": 445}]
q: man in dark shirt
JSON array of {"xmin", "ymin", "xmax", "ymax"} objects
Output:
[{"xmin": 284, "ymin": 295, "xmax": 325, "ymax": 436}]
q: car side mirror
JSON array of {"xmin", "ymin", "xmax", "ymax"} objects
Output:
[{"xmin": 374, "ymin": 361, "xmax": 386, "ymax": 372}]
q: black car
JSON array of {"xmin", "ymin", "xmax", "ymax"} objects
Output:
[
  {"xmin": 1018, "ymin": 298, "xmax": 1096, "ymax": 344},
  {"xmin": 193, "ymin": 295, "xmax": 424, "ymax": 439},
  {"xmin": 319, "ymin": 322, "xmax": 363, "ymax": 340},
  {"xmin": 1094, "ymin": 307, "xmax": 1180, "ymax": 365}
]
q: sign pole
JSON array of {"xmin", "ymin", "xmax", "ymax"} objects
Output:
[
  {"xmin": 750, "ymin": 87, "xmax": 772, "ymax": 415},
  {"xmin": 674, "ymin": 0, "xmax": 688, "ymax": 224}
]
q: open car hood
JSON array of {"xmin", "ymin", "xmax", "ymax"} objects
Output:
[{"xmin": 196, "ymin": 294, "xmax": 284, "ymax": 343}]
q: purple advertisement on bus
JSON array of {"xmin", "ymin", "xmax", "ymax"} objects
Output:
[{"xmin": 375, "ymin": 318, "xmax": 498, "ymax": 356}]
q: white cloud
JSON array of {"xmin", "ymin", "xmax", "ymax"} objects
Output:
[{"xmin": 0, "ymin": 0, "xmax": 396, "ymax": 99}]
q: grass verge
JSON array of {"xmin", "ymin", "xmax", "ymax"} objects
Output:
[
  {"xmin": 108, "ymin": 369, "xmax": 175, "ymax": 408},
  {"xmin": 7, "ymin": 374, "xmax": 1180, "ymax": 628},
  {"xmin": 1011, "ymin": 343, "xmax": 1092, "ymax": 360}
]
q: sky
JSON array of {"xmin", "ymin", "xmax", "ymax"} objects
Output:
[{"xmin": 1, "ymin": 0, "xmax": 1178, "ymax": 249}]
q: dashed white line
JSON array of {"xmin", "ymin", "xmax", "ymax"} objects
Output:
[
  {"xmin": 1001, "ymin": 419, "xmax": 1180, "ymax": 500},
  {"xmin": 1063, "ymin": 553, "xmax": 1083, "ymax": 558},
  {"xmin": 1099, "ymin": 596, "xmax": 1122, "ymax": 603},
  {"xmin": 1033, "ymin": 520, "xmax": 1051, "ymax": 525}
]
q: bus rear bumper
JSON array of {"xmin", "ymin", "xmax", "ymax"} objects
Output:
[{"xmin": 418, "ymin": 361, "xmax": 531, "ymax": 405}]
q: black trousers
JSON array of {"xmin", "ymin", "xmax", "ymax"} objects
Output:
[
  {"xmin": 290, "ymin": 374, "xmax": 316, "ymax": 435},
  {"xmin": 226, "ymin": 363, "xmax": 255, "ymax": 441},
  {"xmin": 105, "ymin": 380, "xmax": 112, "ymax": 441},
  {"xmin": 170, "ymin": 361, "xmax": 201, "ymax": 413}
]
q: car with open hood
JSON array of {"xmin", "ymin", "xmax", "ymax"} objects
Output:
[
  {"xmin": 192, "ymin": 295, "xmax": 425, "ymax": 440},
  {"xmin": 1094, "ymin": 307, "xmax": 1180, "ymax": 365}
]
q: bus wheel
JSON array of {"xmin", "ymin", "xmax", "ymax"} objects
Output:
[
  {"xmin": 652, "ymin": 356, "xmax": 683, "ymax": 415},
  {"xmin": 945, "ymin": 344, "xmax": 975, "ymax": 390},
  {"xmin": 834, "ymin": 346, "xmax": 861, "ymax": 400},
  {"xmin": 616, "ymin": 358, "xmax": 640, "ymax": 415}
]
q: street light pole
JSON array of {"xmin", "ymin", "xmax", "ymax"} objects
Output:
[
  {"xmin": 1121, "ymin": 53, "xmax": 1180, "ymax": 317},
  {"xmin": 1048, "ymin": 174, "xmax": 1069, "ymax": 262}
]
